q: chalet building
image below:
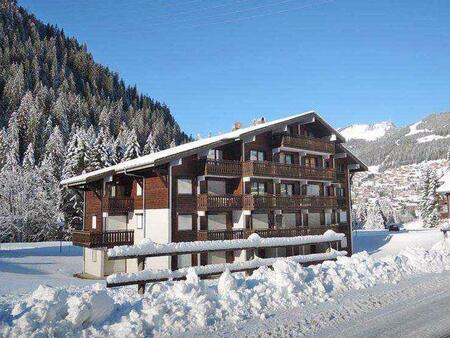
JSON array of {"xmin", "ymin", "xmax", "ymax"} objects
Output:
[{"xmin": 61, "ymin": 111, "xmax": 367, "ymax": 278}]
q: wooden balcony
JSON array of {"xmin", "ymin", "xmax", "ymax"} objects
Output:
[
  {"xmin": 104, "ymin": 197, "xmax": 134, "ymax": 215},
  {"xmin": 185, "ymin": 225, "xmax": 347, "ymax": 241},
  {"xmin": 336, "ymin": 171, "xmax": 346, "ymax": 181},
  {"xmin": 198, "ymin": 159, "xmax": 242, "ymax": 177},
  {"xmin": 275, "ymin": 135, "xmax": 335, "ymax": 153},
  {"xmin": 197, "ymin": 194, "xmax": 242, "ymax": 211},
  {"xmin": 72, "ymin": 230, "xmax": 134, "ymax": 248},
  {"xmin": 243, "ymin": 194, "xmax": 339, "ymax": 211},
  {"xmin": 243, "ymin": 160, "xmax": 336, "ymax": 180}
]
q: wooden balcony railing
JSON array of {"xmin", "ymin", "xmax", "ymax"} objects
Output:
[
  {"xmin": 275, "ymin": 135, "xmax": 335, "ymax": 153},
  {"xmin": 243, "ymin": 194, "xmax": 339, "ymax": 210},
  {"xmin": 337, "ymin": 197, "xmax": 347, "ymax": 209},
  {"xmin": 197, "ymin": 194, "xmax": 242, "ymax": 211},
  {"xmin": 243, "ymin": 160, "xmax": 336, "ymax": 180},
  {"xmin": 336, "ymin": 171, "xmax": 346, "ymax": 181},
  {"xmin": 72, "ymin": 230, "xmax": 134, "ymax": 248},
  {"xmin": 105, "ymin": 197, "xmax": 134, "ymax": 215},
  {"xmin": 198, "ymin": 159, "xmax": 242, "ymax": 177},
  {"xmin": 190, "ymin": 225, "xmax": 347, "ymax": 241}
]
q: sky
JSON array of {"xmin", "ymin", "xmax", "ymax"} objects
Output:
[{"xmin": 19, "ymin": 0, "xmax": 450, "ymax": 137}]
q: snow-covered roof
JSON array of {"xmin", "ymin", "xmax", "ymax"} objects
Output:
[
  {"xmin": 437, "ymin": 170, "xmax": 450, "ymax": 194},
  {"xmin": 61, "ymin": 111, "xmax": 351, "ymax": 187}
]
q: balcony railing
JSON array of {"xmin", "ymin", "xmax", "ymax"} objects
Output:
[
  {"xmin": 243, "ymin": 194, "xmax": 339, "ymax": 211},
  {"xmin": 187, "ymin": 225, "xmax": 347, "ymax": 241},
  {"xmin": 198, "ymin": 159, "xmax": 242, "ymax": 177},
  {"xmin": 243, "ymin": 160, "xmax": 336, "ymax": 180},
  {"xmin": 72, "ymin": 230, "xmax": 134, "ymax": 248},
  {"xmin": 197, "ymin": 194, "xmax": 242, "ymax": 211},
  {"xmin": 275, "ymin": 135, "xmax": 335, "ymax": 153},
  {"xmin": 105, "ymin": 197, "xmax": 134, "ymax": 215}
]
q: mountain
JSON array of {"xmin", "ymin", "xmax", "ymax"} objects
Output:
[
  {"xmin": 341, "ymin": 111, "xmax": 450, "ymax": 170},
  {"xmin": 339, "ymin": 121, "xmax": 395, "ymax": 142}
]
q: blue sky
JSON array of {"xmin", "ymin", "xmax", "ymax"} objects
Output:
[{"xmin": 19, "ymin": 0, "xmax": 450, "ymax": 137}]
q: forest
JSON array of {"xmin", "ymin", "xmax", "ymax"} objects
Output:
[{"xmin": 0, "ymin": 0, "xmax": 190, "ymax": 242}]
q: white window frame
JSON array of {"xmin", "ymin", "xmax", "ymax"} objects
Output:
[
  {"xmin": 250, "ymin": 150, "xmax": 265, "ymax": 162},
  {"xmin": 178, "ymin": 214, "xmax": 193, "ymax": 231},
  {"xmin": 136, "ymin": 213, "xmax": 143, "ymax": 229},
  {"xmin": 281, "ymin": 183, "xmax": 294, "ymax": 196},
  {"xmin": 207, "ymin": 149, "xmax": 223, "ymax": 160},
  {"xmin": 136, "ymin": 181, "xmax": 143, "ymax": 196},
  {"xmin": 91, "ymin": 215, "xmax": 97, "ymax": 230},
  {"xmin": 251, "ymin": 182, "xmax": 266, "ymax": 195},
  {"xmin": 177, "ymin": 178, "xmax": 193, "ymax": 195},
  {"xmin": 92, "ymin": 249, "xmax": 97, "ymax": 262}
]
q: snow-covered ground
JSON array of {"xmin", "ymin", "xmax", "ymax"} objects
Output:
[{"xmin": 0, "ymin": 230, "xmax": 449, "ymax": 337}]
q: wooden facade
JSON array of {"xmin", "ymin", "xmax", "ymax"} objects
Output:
[{"xmin": 68, "ymin": 114, "xmax": 365, "ymax": 274}]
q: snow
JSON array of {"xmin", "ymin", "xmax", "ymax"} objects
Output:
[
  {"xmin": 437, "ymin": 169, "xmax": 450, "ymax": 193},
  {"xmin": 0, "ymin": 241, "xmax": 95, "ymax": 297},
  {"xmin": 416, "ymin": 134, "xmax": 450, "ymax": 143},
  {"xmin": 1, "ymin": 233, "xmax": 450, "ymax": 337},
  {"xmin": 107, "ymin": 249, "xmax": 347, "ymax": 284},
  {"xmin": 353, "ymin": 228, "xmax": 444, "ymax": 258},
  {"xmin": 108, "ymin": 230, "xmax": 345, "ymax": 258},
  {"xmin": 405, "ymin": 120, "xmax": 431, "ymax": 136},
  {"xmin": 339, "ymin": 121, "xmax": 393, "ymax": 142},
  {"xmin": 441, "ymin": 222, "xmax": 450, "ymax": 231}
]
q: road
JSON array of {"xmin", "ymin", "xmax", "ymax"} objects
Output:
[{"xmin": 181, "ymin": 271, "xmax": 450, "ymax": 338}]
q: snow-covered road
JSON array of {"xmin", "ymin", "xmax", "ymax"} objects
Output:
[{"xmin": 186, "ymin": 271, "xmax": 450, "ymax": 338}]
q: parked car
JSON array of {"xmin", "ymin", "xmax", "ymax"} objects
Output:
[{"xmin": 385, "ymin": 223, "xmax": 400, "ymax": 231}]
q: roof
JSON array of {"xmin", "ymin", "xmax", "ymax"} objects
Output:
[
  {"xmin": 437, "ymin": 170, "xmax": 450, "ymax": 194},
  {"xmin": 61, "ymin": 111, "xmax": 357, "ymax": 187}
]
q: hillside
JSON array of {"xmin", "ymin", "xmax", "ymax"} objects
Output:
[
  {"xmin": 340, "ymin": 112, "xmax": 450, "ymax": 169},
  {"xmin": 0, "ymin": 0, "xmax": 189, "ymax": 241}
]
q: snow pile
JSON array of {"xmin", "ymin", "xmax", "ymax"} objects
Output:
[
  {"xmin": 107, "ymin": 250, "xmax": 347, "ymax": 284},
  {"xmin": 416, "ymin": 134, "xmax": 450, "ymax": 143},
  {"xmin": 108, "ymin": 230, "xmax": 345, "ymax": 258},
  {"xmin": 339, "ymin": 121, "xmax": 394, "ymax": 142},
  {"xmin": 405, "ymin": 120, "xmax": 431, "ymax": 136},
  {"xmin": 2, "ymin": 245, "xmax": 450, "ymax": 337}
]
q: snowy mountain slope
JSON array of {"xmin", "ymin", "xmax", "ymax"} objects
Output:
[
  {"xmin": 339, "ymin": 121, "xmax": 394, "ymax": 141},
  {"xmin": 342, "ymin": 111, "xmax": 450, "ymax": 169}
]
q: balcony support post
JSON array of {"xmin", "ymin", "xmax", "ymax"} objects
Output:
[{"xmin": 137, "ymin": 257, "xmax": 146, "ymax": 295}]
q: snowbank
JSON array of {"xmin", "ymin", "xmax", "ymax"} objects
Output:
[
  {"xmin": 107, "ymin": 250, "xmax": 347, "ymax": 284},
  {"xmin": 108, "ymin": 230, "xmax": 345, "ymax": 258},
  {"xmin": 2, "ymin": 244, "xmax": 450, "ymax": 337}
]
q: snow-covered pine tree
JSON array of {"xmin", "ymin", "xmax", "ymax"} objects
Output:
[
  {"xmin": 89, "ymin": 127, "xmax": 112, "ymax": 170},
  {"xmin": 364, "ymin": 199, "xmax": 385, "ymax": 230},
  {"xmin": 143, "ymin": 130, "xmax": 159, "ymax": 155},
  {"xmin": 44, "ymin": 126, "xmax": 65, "ymax": 179},
  {"xmin": 419, "ymin": 166, "xmax": 432, "ymax": 224},
  {"xmin": 22, "ymin": 143, "xmax": 35, "ymax": 170},
  {"xmin": 0, "ymin": 129, "xmax": 7, "ymax": 169},
  {"xmin": 122, "ymin": 128, "xmax": 141, "ymax": 161}
]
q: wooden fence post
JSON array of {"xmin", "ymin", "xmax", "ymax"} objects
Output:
[{"xmin": 137, "ymin": 257, "xmax": 145, "ymax": 295}]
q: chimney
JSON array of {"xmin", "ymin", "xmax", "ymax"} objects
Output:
[
  {"xmin": 252, "ymin": 117, "xmax": 266, "ymax": 126},
  {"xmin": 232, "ymin": 121, "xmax": 242, "ymax": 131}
]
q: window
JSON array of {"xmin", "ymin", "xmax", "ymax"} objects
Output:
[
  {"xmin": 208, "ymin": 214, "xmax": 227, "ymax": 230},
  {"xmin": 91, "ymin": 215, "xmax": 97, "ymax": 230},
  {"xmin": 110, "ymin": 185, "xmax": 116, "ymax": 197},
  {"xmin": 304, "ymin": 157, "xmax": 317, "ymax": 167},
  {"xmin": 177, "ymin": 254, "xmax": 192, "ymax": 268},
  {"xmin": 177, "ymin": 178, "xmax": 193, "ymax": 194},
  {"xmin": 250, "ymin": 150, "xmax": 265, "ymax": 162},
  {"xmin": 306, "ymin": 185, "xmax": 320, "ymax": 196},
  {"xmin": 339, "ymin": 211, "xmax": 348, "ymax": 223},
  {"xmin": 282, "ymin": 213, "xmax": 296, "ymax": 228},
  {"xmin": 325, "ymin": 213, "xmax": 332, "ymax": 225},
  {"xmin": 207, "ymin": 149, "xmax": 223, "ymax": 160},
  {"xmin": 280, "ymin": 153, "xmax": 293, "ymax": 164},
  {"xmin": 253, "ymin": 213, "xmax": 269, "ymax": 229},
  {"xmin": 308, "ymin": 213, "xmax": 321, "ymax": 226},
  {"xmin": 91, "ymin": 249, "xmax": 97, "ymax": 262},
  {"xmin": 336, "ymin": 187, "xmax": 345, "ymax": 197},
  {"xmin": 208, "ymin": 180, "xmax": 226, "ymax": 195},
  {"xmin": 136, "ymin": 214, "xmax": 143, "ymax": 229},
  {"xmin": 338, "ymin": 163, "xmax": 345, "ymax": 173},
  {"xmin": 251, "ymin": 182, "xmax": 266, "ymax": 195},
  {"xmin": 136, "ymin": 181, "xmax": 143, "ymax": 196},
  {"xmin": 178, "ymin": 214, "xmax": 193, "ymax": 230},
  {"xmin": 281, "ymin": 183, "xmax": 294, "ymax": 196}
]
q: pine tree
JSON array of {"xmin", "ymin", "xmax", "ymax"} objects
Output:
[
  {"xmin": 122, "ymin": 128, "xmax": 141, "ymax": 161},
  {"xmin": 89, "ymin": 127, "xmax": 112, "ymax": 170},
  {"xmin": 419, "ymin": 166, "xmax": 441, "ymax": 228},
  {"xmin": 364, "ymin": 199, "xmax": 385, "ymax": 230},
  {"xmin": 22, "ymin": 143, "xmax": 35, "ymax": 170},
  {"xmin": 143, "ymin": 131, "xmax": 159, "ymax": 155}
]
